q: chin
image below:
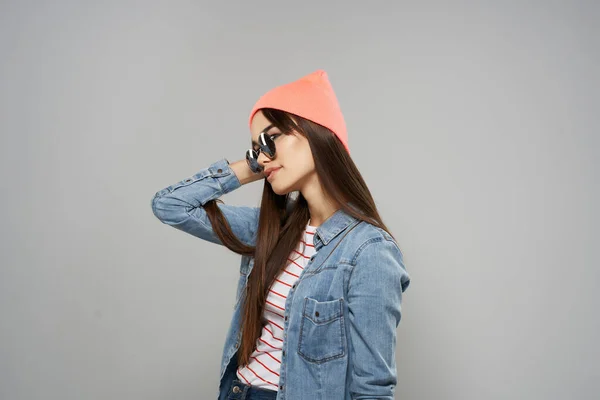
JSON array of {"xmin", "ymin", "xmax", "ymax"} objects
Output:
[
  {"xmin": 269, "ymin": 181, "xmax": 292, "ymax": 196},
  {"xmin": 271, "ymin": 186, "xmax": 289, "ymax": 196}
]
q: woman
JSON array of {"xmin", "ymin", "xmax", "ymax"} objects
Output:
[{"xmin": 151, "ymin": 69, "xmax": 411, "ymax": 400}]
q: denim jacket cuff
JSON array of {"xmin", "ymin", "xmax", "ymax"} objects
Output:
[{"xmin": 208, "ymin": 158, "xmax": 242, "ymax": 194}]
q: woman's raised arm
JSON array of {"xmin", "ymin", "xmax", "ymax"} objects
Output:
[{"xmin": 151, "ymin": 157, "xmax": 264, "ymax": 247}]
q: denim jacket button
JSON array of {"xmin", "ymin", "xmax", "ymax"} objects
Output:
[
  {"xmin": 217, "ymin": 168, "xmax": 222, "ymax": 173},
  {"xmin": 232, "ymin": 386, "xmax": 241, "ymax": 393},
  {"xmin": 315, "ymin": 311, "xmax": 319, "ymax": 317}
]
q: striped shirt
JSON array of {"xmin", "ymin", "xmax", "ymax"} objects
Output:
[{"xmin": 236, "ymin": 222, "xmax": 317, "ymax": 391}]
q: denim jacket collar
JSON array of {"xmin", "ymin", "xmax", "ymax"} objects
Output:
[{"xmin": 313, "ymin": 207, "xmax": 359, "ymax": 251}]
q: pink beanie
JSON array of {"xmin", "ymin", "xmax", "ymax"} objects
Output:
[{"xmin": 248, "ymin": 69, "xmax": 350, "ymax": 154}]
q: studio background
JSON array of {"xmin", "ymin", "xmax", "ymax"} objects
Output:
[{"xmin": 1, "ymin": 1, "xmax": 598, "ymax": 399}]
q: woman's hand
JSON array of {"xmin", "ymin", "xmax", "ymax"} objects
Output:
[{"xmin": 229, "ymin": 159, "xmax": 266, "ymax": 185}]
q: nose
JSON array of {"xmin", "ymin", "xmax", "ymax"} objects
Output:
[{"xmin": 257, "ymin": 150, "xmax": 271, "ymax": 168}]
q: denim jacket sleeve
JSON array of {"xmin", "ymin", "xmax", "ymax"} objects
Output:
[
  {"xmin": 347, "ymin": 237, "xmax": 411, "ymax": 399},
  {"xmin": 151, "ymin": 157, "xmax": 260, "ymax": 247}
]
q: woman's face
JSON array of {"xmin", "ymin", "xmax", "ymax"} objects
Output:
[{"xmin": 250, "ymin": 110, "xmax": 315, "ymax": 195}]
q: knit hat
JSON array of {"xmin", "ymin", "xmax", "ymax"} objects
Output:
[{"xmin": 248, "ymin": 69, "xmax": 350, "ymax": 154}]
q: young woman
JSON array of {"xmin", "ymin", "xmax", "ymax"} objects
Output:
[{"xmin": 151, "ymin": 69, "xmax": 411, "ymax": 400}]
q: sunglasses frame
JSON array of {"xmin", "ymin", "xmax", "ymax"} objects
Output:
[{"xmin": 246, "ymin": 129, "xmax": 278, "ymax": 173}]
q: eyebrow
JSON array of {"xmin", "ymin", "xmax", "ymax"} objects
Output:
[{"xmin": 251, "ymin": 124, "xmax": 276, "ymax": 147}]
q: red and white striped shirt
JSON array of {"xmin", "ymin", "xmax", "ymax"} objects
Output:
[{"xmin": 236, "ymin": 222, "xmax": 317, "ymax": 391}]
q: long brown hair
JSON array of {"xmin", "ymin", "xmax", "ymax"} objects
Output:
[{"xmin": 202, "ymin": 108, "xmax": 399, "ymax": 367}]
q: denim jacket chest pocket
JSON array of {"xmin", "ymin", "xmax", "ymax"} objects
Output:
[{"xmin": 297, "ymin": 297, "xmax": 347, "ymax": 363}]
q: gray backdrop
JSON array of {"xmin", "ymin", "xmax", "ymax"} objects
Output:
[{"xmin": 1, "ymin": 1, "xmax": 598, "ymax": 399}]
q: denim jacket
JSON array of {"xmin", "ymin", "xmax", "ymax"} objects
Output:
[{"xmin": 151, "ymin": 158, "xmax": 411, "ymax": 400}]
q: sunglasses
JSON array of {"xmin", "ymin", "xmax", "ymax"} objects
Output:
[{"xmin": 246, "ymin": 128, "xmax": 282, "ymax": 173}]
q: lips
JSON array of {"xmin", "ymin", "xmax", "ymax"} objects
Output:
[{"xmin": 266, "ymin": 167, "xmax": 281, "ymax": 181}]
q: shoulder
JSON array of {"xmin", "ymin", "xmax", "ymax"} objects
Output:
[
  {"xmin": 345, "ymin": 220, "xmax": 410, "ymax": 291},
  {"xmin": 348, "ymin": 221, "xmax": 402, "ymax": 263}
]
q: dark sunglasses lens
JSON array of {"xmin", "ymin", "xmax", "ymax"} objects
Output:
[
  {"xmin": 259, "ymin": 132, "xmax": 276, "ymax": 158},
  {"xmin": 246, "ymin": 149, "xmax": 262, "ymax": 173}
]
